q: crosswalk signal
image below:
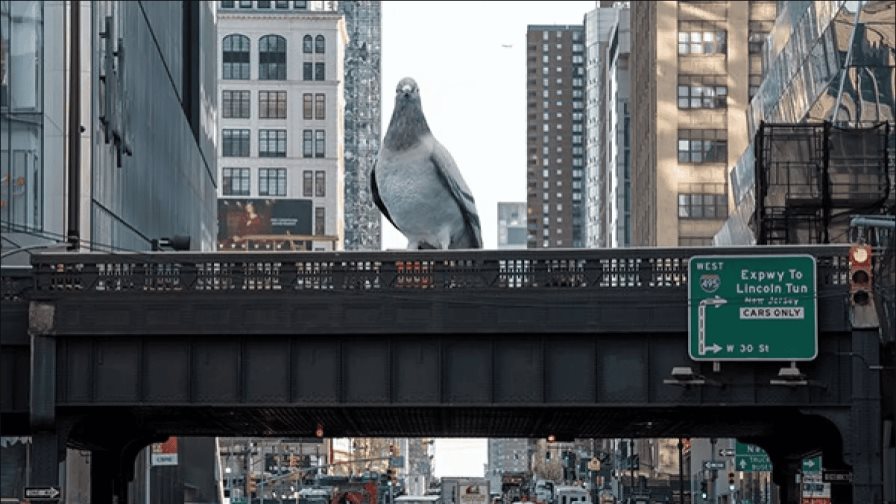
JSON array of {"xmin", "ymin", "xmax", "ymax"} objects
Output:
[
  {"xmin": 700, "ymin": 480, "xmax": 708, "ymax": 501},
  {"xmin": 849, "ymin": 244, "xmax": 873, "ymax": 306},
  {"xmin": 728, "ymin": 472, "xmax": 736, "ymax": 492}
]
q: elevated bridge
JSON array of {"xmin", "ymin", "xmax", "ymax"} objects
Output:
[{"xmin": 0, "ymin": 245, "xmax": 888, "ymax": 503}]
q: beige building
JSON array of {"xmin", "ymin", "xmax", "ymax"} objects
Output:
[
  {"xmin": 216, "ymin": 1, "xmax": 347, "ymax": 251},
  {"xmin": 630, "ymin": 1, "xmax": 776, "ymax": 246}
]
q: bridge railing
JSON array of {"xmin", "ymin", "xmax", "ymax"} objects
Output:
[
  {"xmin": 20, "ymin": 246, "xmax": 850, "ymax": 295},
  {"xmin": 1, "ymin": 266, "xmax": 33, "ymax": 302}
]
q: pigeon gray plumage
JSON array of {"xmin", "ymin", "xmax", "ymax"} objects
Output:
[{"xmin": 371, "ymin": 77, "xmax": 483, "ymax": 249}]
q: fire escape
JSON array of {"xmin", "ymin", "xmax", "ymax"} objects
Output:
[{"xmin": 754, "ymin": 121, "xmax": 893, "ymax": 245}]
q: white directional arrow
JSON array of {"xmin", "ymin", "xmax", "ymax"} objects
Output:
[
  {"xmin": 739, "ymin": 459, "xmax": 747, "ymax": 469},
  {"xmin": 805, "ymin": 459, "xmax": 815, "ymax": 468},
  {"xmin": 705, "ymin": 344, "xmax": 722, "ymax": 354},
  {"xmin": 698, "ymin": 296, "xmax": 728, "ymax": 355},
  {"xmin": 25, "ymin": 486, "xmax": 61, "ymax": 500}
]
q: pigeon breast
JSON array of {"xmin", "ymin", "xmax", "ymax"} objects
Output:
[{"xmin": 375, "ymin": 138, "xmax": 467, "ymax": 242}]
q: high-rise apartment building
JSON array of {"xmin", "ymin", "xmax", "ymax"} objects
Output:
[
  {"xmin": 526, "ymin": 24, "xmax": 587, "ymax": 249},
  {"xmin": 339, "ymin": 1, "xmax": 382, "ymax": 251},
  {"xmin": 216, "ymin": 0, "xmax": 346, "ymax": 251},
  {"xmin": 497, "ymin": 202, "xmax": 527, "ymax": 249},
  {"xmin": 629, "ymin": 1, "xmax": 776, "ymax": 246}
]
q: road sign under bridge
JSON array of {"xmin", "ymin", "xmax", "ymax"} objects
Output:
[{"xmin": 689, "ymin": 255, "xmax": 817, "ymax": 361}]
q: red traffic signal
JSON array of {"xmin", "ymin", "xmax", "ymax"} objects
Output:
[{"xmin": 848, "ymin": 245, "xmax": 873, "ymax": 306}]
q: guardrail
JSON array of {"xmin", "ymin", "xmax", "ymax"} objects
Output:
[{"xmin": 12, "ymin": 245, "xmax": 849, "ymax": 295}]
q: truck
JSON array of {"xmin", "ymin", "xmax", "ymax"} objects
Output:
[{"xmin": 440, "ymin": 478, "xmax": 490, "ymax": 504}]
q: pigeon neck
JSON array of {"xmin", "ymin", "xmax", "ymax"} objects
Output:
[{"xmin": 385, "ymin": 104, "xmax": 431, "ymax": 150}]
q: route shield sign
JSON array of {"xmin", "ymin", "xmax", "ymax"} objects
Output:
[
  {"xmin": 688, "ymin": 255, "xmax": 817, "ymax": 361},
  {"xmin": 735, "ymin": 443, "xmax": 772, "ymax": 472}
]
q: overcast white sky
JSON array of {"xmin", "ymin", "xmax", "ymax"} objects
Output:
[
  {"xmin": 380, "ymin": 0, "xmax": 595, "ymax": 477},
  {"xmin": 379, "ymin": 1, "xmax": 596, "ymax": 251}
]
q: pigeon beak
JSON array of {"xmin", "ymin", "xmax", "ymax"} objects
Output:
[{"xmin": 401, "ymin": 85, "xmax": 412, "ymax": 97}]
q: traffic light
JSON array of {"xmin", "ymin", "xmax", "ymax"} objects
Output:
[
  {"xmin": 389, "ymin": 444, "xmax": 399, "ymax": 456},
  {"xmin": 289, "ymin": 453, "xmax": 298, "ymax": 467},
  {"xmin": 849, "ymin": 244, "xmax": 873, "ymax": 306},
  {"xmin": 248, "ymin": 476, "xmax": 257, "ymax": 496},
  {"xmin": 728, "ymin": 472, "xmax": 736, "ymax": 492},
  {"xmin": 700, "ymin": 481, "xmax": 708, "ymax": 501}
]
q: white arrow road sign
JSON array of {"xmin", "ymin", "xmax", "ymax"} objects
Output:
[
  {"xmin": 25, "ymin": 486, "xmax": 61, "ymax": 500},
  {"xmin": 698, "ymin": 296, "xmax": 727, "ymax": 355}
]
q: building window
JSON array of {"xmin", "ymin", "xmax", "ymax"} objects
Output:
[
  {"xmin": 315, "ymin": 94, "xmax": 325, "ymax": 119},
  {"xmin": 221, "ymin": 0, "xmax": 235, "ymax": 7},
  {"xmin": 259, "ymin": 35, "xmax": 286, "ymax": 80},
  {"xmin": 275, "ymin": 0, "xmax": 289, "ymax": 7},
  {"xmin": 315, "ymin": 35, "xmax": 325, "ymax": 54},
  {"xmin": 294, "ymin": 0, "xmax": 307, "ymax": 9},
  {"xmin": 678, "ymin": 22, "xmax": 727, "ymax": 54},
  {"xmin": 303, "ymin": 35, "xmax": 313, "ymax": 53},
  {"xmin": 315, "ymin": 170, "xmax": 326, "ymax": 197},
  {"xmin": 315, "ymin": 207, "xmax": 326, "ymax": 235},
  {"xmin": 259, "ymin": 91, "xmax": 287, "ymax": 119},
  {"xmin": 303, "ymin": 130, "xmax": 313, "ymax": 158},
  {"xmin": 303, "ymin": 170, "xmax": 313, "ymax": 196},
  {"xmin": 258, "ymin": 168, "xmax": 286, "ymax": 196},
  {"xmin": 314, "ymin": 62, "xmax": 325, "ymax": 81},
  {"xmin": 314, "ymin": 130, "xmax": 325, "ymax": 158},
  {"xmin": 239, "ymin": 0, "xmax": 252, "ymax": 7},
  {"xmin": 749, "ymin": 75, "xmax": 762, "ymax": 100},
  {"xmin": 222, "ymin": 34, "xmax": 250, "ymax": 80},
  {"xmin": 303, "ymin": 62, "xmax": 313, "ymax": 81},
  {"xmin": 678, "ymin": 129, "xmax": 727, "ymax": 163},
  {"xmin": 303, "ymin": 94, "xmax": 313, "ymax": 119},
  {"xmin": 222, "ymin": 90, "xmax": 250, "ymax": 118},
  {"xmin": 223, "ymin": 168, "xmax": 250, "ymax": 195},
  {"xmin": 678, "ymin": 193, "xmax": 727, "ymax": 219},
  {"xmin": 257, "ymin": 0, "xmax": 271, "ymax": 7},
  {"xmin": 677, "ymin": 75, "xmax": 727, "ymax": 109},
  {"xmin": 223, "ymin": 129, "xmax": 250, "ymax": 157},
  {"xmin": 259, "ymin": 129, "xmax": 287, "ymax": 157}
]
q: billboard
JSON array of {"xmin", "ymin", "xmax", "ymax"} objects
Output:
[{"xmin": 217, "ymin": 198, "xmax": 312, "ymax": 250}]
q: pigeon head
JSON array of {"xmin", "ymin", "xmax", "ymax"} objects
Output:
[
  {"xmin": 385, "ymin": 77, "xmax": 431, "ymax": 150},
  {"xmin": 396, "ymin": 77, "xmax": 420, "ymax": 101}
]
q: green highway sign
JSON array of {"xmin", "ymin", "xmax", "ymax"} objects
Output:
[
  {"xmin": 689, "ymin": 255, "xmax": 817, "ymax": 361},
  {"xmin": 735, "ymin": 442, "xmax": 772, "ymax": 472},
  {"xmin": 802, "ymin": 455, "xmax": 822, "ymax": 474}
]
